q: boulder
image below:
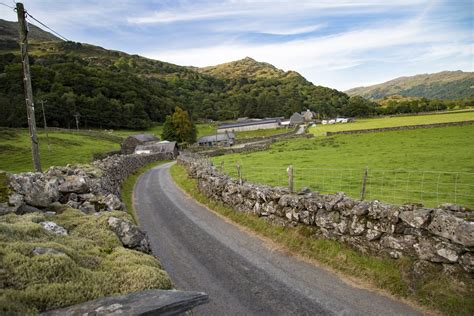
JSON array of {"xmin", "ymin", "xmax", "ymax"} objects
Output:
[
  {"xmin": 399, "ymin": 208, "xmax": 432, "ymax": 228},
  {"xmin": 15, "ymin": 204, "xmax": 41, "ymax": 215},
  {"xmin": 428, "ymin": 210, "xmax": 474, "ymax": 247},
  {"xmin": 107, "ymin": 217, "xmax": 151, "ymax": 253},
  {"xmin": 39, "ymin": 221, "xmax": 68, "ymax": 235},
  {"xmin": 413, "ymin": 238, "xmax": 461, "ymax": 263},
  {"xmin": 24, "ymin": 178, "xmax": 59, "ymax": 207},
  {"xmin": 59, "ymin": 175, "xmax": 89, "ymax": 193},
  {"xmin": 101, "ymin": 194, "xmax": 123, "ymax": 211}
]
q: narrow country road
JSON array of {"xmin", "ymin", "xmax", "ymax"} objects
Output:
[{"xmin": 134, "ymin": 162, "xmax": 420, "ymax": 316}]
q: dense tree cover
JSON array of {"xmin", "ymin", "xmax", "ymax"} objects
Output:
[
  {"xmin": 377, "ymin": 97, "xmax": 474, "ymax": 115},
  {"xmin": 0, "ymin": 41, "xmax": 470, "ymax": 129},
  {"xmin": 161, "ymin": 106, "xmax": 196, "ymax": 144}
]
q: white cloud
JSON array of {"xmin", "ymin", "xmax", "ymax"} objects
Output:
[{"xmin": 143, "ymin": 16, "xmax": 472, "ymax": 89}]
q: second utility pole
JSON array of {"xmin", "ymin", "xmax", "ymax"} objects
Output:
[{"xmin": 17, "ymin": 2, "xmax": 42, "ymax": 172}]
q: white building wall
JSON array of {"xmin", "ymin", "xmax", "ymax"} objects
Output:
[{"xmin": 218, "ymin": 122, "xmax": 280, "ymax": 133}]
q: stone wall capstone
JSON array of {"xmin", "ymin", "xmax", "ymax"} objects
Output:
[{"xmin": 178, "ymin": 153, "xmax": 474, "ymax": 274}]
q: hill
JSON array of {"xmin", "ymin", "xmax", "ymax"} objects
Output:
[
  {"xmin": 346, "ymin": 71, "xmax": 474, "ymax": 100},
  {"xmin": 0, "ymin": 18, "xmax": 61, "ymax": 50},
  {"xmin": 0, "ymin": 19, "xmax": 360, "ymax": 129}
]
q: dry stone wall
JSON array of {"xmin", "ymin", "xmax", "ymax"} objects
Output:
[
  {"xmin": 326, "ymin": 120, "xmax": 474, "ymax": 136},
  {"xmin": 178, "ymin": 153, "xmax": 474, "ymax": 273}
]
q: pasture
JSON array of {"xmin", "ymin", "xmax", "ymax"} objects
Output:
[
  {"xmin": 213, "ymin": 125, "xmax": 474, "ymax": 208},
  {"xmin": 0, "ymin": 129, "xmax": 120, "ymax": 173},
  {"xmin": 310, "ymin": 111, "xmax": 474, "ymax": 136}
]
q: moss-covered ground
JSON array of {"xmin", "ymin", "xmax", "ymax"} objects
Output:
[
  {"xmin": 171, "ymin": 163, "xmax": 474, "ymax": 316},
  {"xmin": 0, "ymin": 207, "xmax": 172, "ymax": 314}
]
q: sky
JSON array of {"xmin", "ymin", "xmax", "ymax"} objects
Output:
[{"xmin": 1, "ymin": 0, "xmax": 473, "ymax": 90}]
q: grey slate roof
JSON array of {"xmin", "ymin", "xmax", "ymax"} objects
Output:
[
  {"xmin": 198, "ymin": 133, "xmax": 235, "ymax": 144},
  {"xmin": 128, "ymin": 134, "xmax": 158, "ymax": 143},
  {"xmin": 135, "ymin": 141, "xmax": 177, "ymax": 153},
  {"xmin": 218, "ymin": 119, "xmax": 280, "ymax": 130}
]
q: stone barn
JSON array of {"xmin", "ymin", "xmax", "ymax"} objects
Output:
[
  {"xmin": 134, "ymin": 141, "xmax": 179, "ymax": 158},
  {"xmin": 289, "ymin": 112, "xmax": 304, "ymax": 126},
  {"xmin": 121, "ymin": 134, "xmax": 159, "ymax": 154},
  {"xmin": 198, "ymin": 132, "xmax": 235, "ymax": 147}
]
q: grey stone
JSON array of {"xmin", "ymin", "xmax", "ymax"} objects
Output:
[
  {"xmin": 32, "ymin": 247, "xmax": 64, "ymax": 256},
  {"xmin": 102, "ymin": 194, "xmax": 123, "ymax": 211},
  {"xmin": 428, "ymin": 210, "xmax": 474, "ymax": 247},
  {"xmin": 413, "ymin": 239, "xmax": 461, "ymax": 263},
  {"xmin": 58, "ymin": 175, "xmax": 89, "ymax": 193},
  {"xmin": 24, "ymin": 178, "xmax": 59, "ymax": 207},
  {"xmin": 80, "ymin": 201, "xmax": 96, "ymax": 214},
  {"xmin": 41, "ymin": 289, "xmax": 208, "ymax": 316},
  {"xmin": 39, "ymin": 221, "xmax": 68, "ymax": 235},
  {"xmin": 366, "ymin": 229, "xmax": 382, "ymax": 241},
  {"xmin": 16, "ymin": 204, "xmax": 41, "ymax": 215},
  {"xmin": 108, "ymin": 217, "xmax": 151, "ymax": 253},
  {"xmin": 459, "ymin": 252, "xmax": 474, "ymax": 273},
  {"xmin": 399, "ymin": 208, "xmax": 432, "ymax": 228}
]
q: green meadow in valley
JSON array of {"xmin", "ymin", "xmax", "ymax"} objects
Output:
[
  {"xmin": 213, "ymin": 125, "xmax": 474, "ymax": 208},
  {"xmin": 310, "ymin": 110, "xmax": 474, "ymax": 136}
]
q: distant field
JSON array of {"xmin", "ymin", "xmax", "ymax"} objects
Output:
[
  {"xmin": 213, "ymin": 125, "xmax": 474, "ymax": 208},
  {"xmin": 310, "ymin": 111, "xmax": 474, "ymax": 136},
  {"xmin": 0, "ymin": 129, "xmax": 120, "ymax": 173}
]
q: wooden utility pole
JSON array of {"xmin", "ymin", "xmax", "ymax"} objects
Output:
[
  {"xmin": 74, "ymin": 113, "xmax": 80, "ymax": 130},
  {"xmin": 17, "ymin": 2, "xmax": 41, "ymax": 172},
  {"xmin": 39, "ymin": 100, "xmax": 50, "ymax": 150}
]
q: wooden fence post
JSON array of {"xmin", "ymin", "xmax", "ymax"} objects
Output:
[
  {"xmin": 360, "ymin": 166, "xmax": 369, "ymax": 200},
  {"xmin": 236, "ymin": 162, "xmax": 242, "ymax": 185},
  {"xmin": 220, "ymin": 161, "xmax": 224, "ymax": 173},
  {"xmin": 287, "ymin": 165, "xmax": 294, "ymax": 193}
]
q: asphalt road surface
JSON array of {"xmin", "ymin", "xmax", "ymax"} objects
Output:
[{"xmin": 134, "ymin": 162, "xmax": 420, "ymax": 316}]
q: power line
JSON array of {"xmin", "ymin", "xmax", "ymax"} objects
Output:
[
  {"xmin": 25, "ymin": 12, "xmax": 69, "ymax": 41},
  {"xmin": 0, "ymin": 2, "xmax": 15, "ymax": 9}
]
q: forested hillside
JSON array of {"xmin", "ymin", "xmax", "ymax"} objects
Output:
[
  {"xmin": 0, "ymin": 19, "xmax": 373, "ymax": 129},
  {"xmin": 346, "ymin": 71, "xmax": 474, "ymax": 100}
]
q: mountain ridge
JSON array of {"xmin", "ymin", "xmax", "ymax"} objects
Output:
[{"xmin": 346, "ymin": 70, "xmax": 474, "ymax": 100}]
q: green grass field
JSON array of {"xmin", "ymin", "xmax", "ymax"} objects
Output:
[
  {"xmin": 213, "ymin": 125, "xmax": 474, "ymax": 208},
  {"xmin": 310, "ymin": 111, "xmax": 474, "ymax": 136},
  {"xmin": 0, "ymin": 129, "xmax": 120, "ymax": 173},
  {"xmin": 110, "ymin": 123, "xmax": 216, "ymax": 139}
]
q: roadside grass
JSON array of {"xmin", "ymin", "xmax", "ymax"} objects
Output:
[
  {"xmin": 310, "ymin": 111, "xmax": 474, "ymax": 136},
  {"xmin": 120, "ymin": 160, "xmax": 170, "ymax": 223},
  {"xmin": 0, "ymin": 208, "xmax": 172, "ymax": 315},
  {"xmin": 170, "ymin": 163, "xmax": 474, "ymax": 316},
  {"xmin": 0, "ymin": 129, "xmax": 120, "ymax": 173},
  {"xmin": 213, "ymin": 125, "xmax": 474, "ymax": 208},
  {"xmin": 235, "ymin": 127, "xmax": 292, "ymax": 139}
]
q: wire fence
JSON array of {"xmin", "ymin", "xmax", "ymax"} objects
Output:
[{"xmin": 216, "ymin": 162, "xmax": 474, "ymax": 208}]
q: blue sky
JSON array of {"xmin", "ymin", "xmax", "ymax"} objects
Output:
[{"xmin": 1, "ymin": 0, "xmax": 472, "ymax": 90}]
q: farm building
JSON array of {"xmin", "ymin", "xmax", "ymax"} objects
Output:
[
  {"xmin": 134, "ymin": 141, "xmax": 178, "ymax": 157},
  {"xmin": 198, "ymin": 132, "xmax": 235, "ymax": 147},
  {"xmin": 121, "ymin": 134, "xmax": 159, "ymax": 154},
  {"xmin": 217, "ymin": 119, "xmax": 281, "ymax": 133},
  {"xmin": 289, "ymin": 112, "xmax": 304, "ymax": 125},
  {"xmin": 302, "ymin": 109, "xmax": 316, "ymax": 122}
]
